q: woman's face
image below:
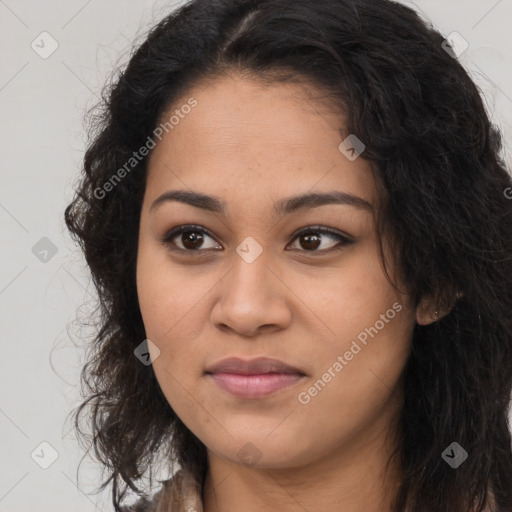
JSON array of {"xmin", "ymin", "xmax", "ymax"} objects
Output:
[{"xmin": 136, "ymin": 73, "xmax": 418, "ymax": 470}]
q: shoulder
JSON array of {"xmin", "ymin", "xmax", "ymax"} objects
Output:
[{"xmin": 119, "ymin": 468, "xmax": 203, "ymax": 512}]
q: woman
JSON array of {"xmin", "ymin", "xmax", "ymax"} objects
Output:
[{"xmin": 64, "ymin": 0, "xmax": 512, "ymax": 511}]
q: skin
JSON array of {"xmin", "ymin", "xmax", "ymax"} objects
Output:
[{"xmin": 136, "ymin": 72, "xmax": 441, "ymax": 512}]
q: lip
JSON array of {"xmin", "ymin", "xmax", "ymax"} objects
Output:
[
  {"xmin": 205, "ymin": 356, "xmax": 305, "ymax": 375},
  {"xmin": 205, "ymin": 357, "xmax": 306, "ymax": 399}
]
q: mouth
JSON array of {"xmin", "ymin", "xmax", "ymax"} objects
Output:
[
  {"xmin": 205, "ymin": 356, "xmax": 306, "ymax": 376},
  {"xmin": 205, "ymin": 356, "xmax": 307, "ymax": 399}
]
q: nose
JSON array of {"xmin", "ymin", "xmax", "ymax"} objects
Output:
[{"xmin": 210, "ymin": 250, "xmax": 292, "ymax": 338}]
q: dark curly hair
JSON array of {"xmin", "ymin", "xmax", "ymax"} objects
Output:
[{"xmin": 64, "ymin": 0, "xmax": 512, "ymax": 510}]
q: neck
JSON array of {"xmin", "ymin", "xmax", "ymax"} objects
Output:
[{"xmin": 202, "ymin": 418, "xmax": 402, "ymax": 512}]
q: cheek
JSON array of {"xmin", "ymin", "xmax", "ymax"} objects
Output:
[
  {"xmin": 137, "ymin": 274, "xmax": 207, "ymax": 372},
  {"xmin": 294, "ymin": 252, "xmax": 413, "ymax": 415},
  {"xmin": 291, "ymin": 302, "xmax": 413, "ymax": 456},
  {"xmin": 136, "ymin": 245, "xmax": 208, "ymax": 344},
  {"xmin": 135, "ymin": 248, "xmax": 219, "ymax": 413},
  {"xmin": 136, "ymin": 257, "xmax": 208, "ymax": 417},
  {"xmin": 304, "ymin": 246, "xmax": 406, "ymax": 343}
]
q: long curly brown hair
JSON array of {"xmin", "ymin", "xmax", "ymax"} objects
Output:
[{"xmin": 64, "ymin": 0, "xmax": 512, "ymax": 510}]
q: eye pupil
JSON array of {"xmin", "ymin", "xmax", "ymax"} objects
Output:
[
  {"xmin": 300, "ymin": 233, "xmax": 321, "ymax": 251},
  {"xmin": 182, "ymin": 231, "xmax": 204, "ymax": 250}
]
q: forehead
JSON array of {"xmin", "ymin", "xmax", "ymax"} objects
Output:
[{"xmin": 145, "ymin": 73, "xmax": 378, "ymax": 217}]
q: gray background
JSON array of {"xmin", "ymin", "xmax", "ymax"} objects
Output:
[{"xmin": 1, "ymin": 1, "xmax": 511, "ymax": 510}]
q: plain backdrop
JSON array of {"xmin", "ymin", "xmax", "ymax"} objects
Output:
[{"xmin": 1, "ymin": 1, "xmax": 511, "ymax": 511}]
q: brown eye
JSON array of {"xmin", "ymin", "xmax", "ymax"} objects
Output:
[
  {"xmin": 288, "ymin": 227, "xmax": 353, "ymax": 252},
  {"xmin": 298, "ymin": 232, "xmax": 322, "ymax": 251},
  {"xmin": 180, "ymin": 230, "xmax": 204, "ymax": 250},
  {"xmin": 160, "ymin": 224, "xmax": 353, "ymax": 256},
  {"xmin": 161, "ymin": 225, "xmax": 222, "ymax": 253}
]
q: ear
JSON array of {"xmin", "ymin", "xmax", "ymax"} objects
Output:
[{"xmin": 415, "ymin": 291, "xmax": 463, "ymax": 326}]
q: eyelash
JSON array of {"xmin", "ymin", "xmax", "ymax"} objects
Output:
[{"xmin": 160, "ymin": 224, "xmax": 354, "ymax": 256}]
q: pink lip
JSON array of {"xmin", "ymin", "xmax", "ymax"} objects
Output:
[
  {"xmin": 205, "ymin": 357, "xmax": 306, "ymax": 399},
  {"xmin": 209, "ymin": 372, "xmax": 304, "ymax": 398},
  {"xmin": 205, "ymin": 356, "xmax": 305, "ymax": 375}
]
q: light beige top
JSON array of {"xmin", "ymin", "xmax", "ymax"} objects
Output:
[
  {"xmin": 125, "ymin": 468, "xmax": 203, "ymax": 512},
  {"xmin": 125, "ymin": 467, "xmax": 495, "ymax": 511}
]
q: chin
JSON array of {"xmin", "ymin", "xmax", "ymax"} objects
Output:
[{"xmin": 204, "ymin": 428, "xmax": 320, "ymax": 470}]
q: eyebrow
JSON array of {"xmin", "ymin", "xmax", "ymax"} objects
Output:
[{"xmin": 149, "ymin": 189, "xmax": 373, "ymax": 216}]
